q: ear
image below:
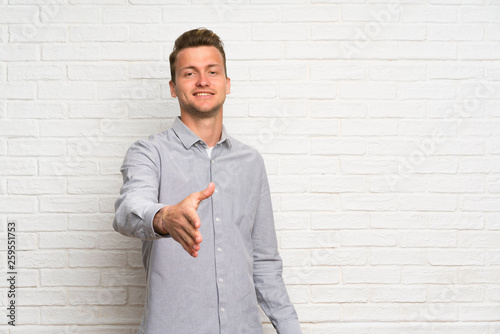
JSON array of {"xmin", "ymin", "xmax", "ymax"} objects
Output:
[
  {"xmin": 169, "ymin": 80, "xmax": 177, "ymax": 98},
  {"xmin": 225, "ymin": 77, "xmax": 231, "ymax": 95}
]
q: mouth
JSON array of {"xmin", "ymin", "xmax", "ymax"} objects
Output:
[{"xmin": 193, "ymin": 92, "xmax": 214, "ymax": 96}]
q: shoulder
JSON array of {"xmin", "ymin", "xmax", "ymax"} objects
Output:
[
  {"xmin": 227, "ymin": 135, "xmax": 266, "ymax": 169},
  {"xmin": 125, "ymin": 129, "xmax": 173, "ymax": 161}
]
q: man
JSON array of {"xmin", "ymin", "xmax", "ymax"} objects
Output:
[{"xmin": 113, "ymin": 28, "xmax": 301, "ymax": 334}]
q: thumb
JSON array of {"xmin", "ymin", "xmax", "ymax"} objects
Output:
[{"xmin": 195, "ymin": 182, "xmax": 215, "ymax": 204}]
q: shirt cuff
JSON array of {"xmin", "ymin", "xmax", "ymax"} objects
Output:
[
  {"xmin": 275, "ymin": 318, "xmax": 302, "ymax": 334},
  {"xmin": 145, "ymin": 203, "xmax": 170, "ymax": 240}
]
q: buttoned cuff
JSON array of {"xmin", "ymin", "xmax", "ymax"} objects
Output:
[
  {"xmin": 275, "ymin": 318, "xmax": 302, "ymax": 334},
  {"xmin": 145, "ymin": 203, "xmax": 170, "ymax": 240}
]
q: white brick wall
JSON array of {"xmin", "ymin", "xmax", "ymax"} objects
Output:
[{"xmin": 1, "ymin": 1, "xmax": 499, "ymax": 333}]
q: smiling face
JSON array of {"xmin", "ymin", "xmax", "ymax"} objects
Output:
[{"xmin": 169, "ymin": 46, "xmax": 231, "ymax": 120}]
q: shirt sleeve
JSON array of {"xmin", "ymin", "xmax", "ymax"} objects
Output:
[
  {"xmin": 252, "ymin": 158, "xmax": 302, "ymax": 334},
  {"xmin": 113, "ymin": 138, "xmax": 167, "ymax": 241}
]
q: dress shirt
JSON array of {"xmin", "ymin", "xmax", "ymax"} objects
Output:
[{"xmin": 113, "ymin": 117, "xmax": 301, "ymax": 334}]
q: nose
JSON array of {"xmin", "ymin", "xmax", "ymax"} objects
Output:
[{"xmin": 196, "ymin": 73, "xmax": 210, "ymax": 87}]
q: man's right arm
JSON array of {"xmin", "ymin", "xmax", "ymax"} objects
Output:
[
  {"xmin": 113, "ymin": 139, "xmax": 215, "ymax": 256},
  {"xmin": 113, "ymin": 139, "xmax": 166, "ymax": 241}
]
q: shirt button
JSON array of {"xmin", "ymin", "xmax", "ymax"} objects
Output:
[
  {"xmin": 217, "ymin": 247, "xmax": 222, "ymax": 252},
  {"xmin": 214, "ymin": 188, "xmax": 218, "ymax": 193},
  {"xmin": 211, "ymin": 160, "xmax": 215, "ymax": 164},
  {"xmin": 220, "ymin": 307, "xmax": 225, "ymax": 312},
  {"xmin": 215, "ymin": 217, "xmax": 220, "ymax": 222},
  {"xmin": 219, "ymin": 278, "xmax": 223, "ymax": 283}
]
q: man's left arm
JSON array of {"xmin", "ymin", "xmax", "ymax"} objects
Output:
[{"xmin": 252, "ymin": 159, "xmax": 302, "ymax": 334}]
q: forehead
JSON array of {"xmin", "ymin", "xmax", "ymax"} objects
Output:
[{"xmin": 175, "ymin": 46, "xmax": 224, "ymax": 69}]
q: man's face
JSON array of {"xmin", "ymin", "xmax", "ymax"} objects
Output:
[{"xmin": 169, "ymin": 46, "xmax": 230, "ymax": 119}]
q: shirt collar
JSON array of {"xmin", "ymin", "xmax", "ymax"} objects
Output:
[{"xmin": 172, "ymin": 116, "xmax": 232, "ymax": 150}]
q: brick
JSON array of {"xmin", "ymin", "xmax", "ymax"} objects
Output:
[
  {"xmin": 41, "ymin": 269, "xmax": 100, "ymax": 287},
  {"xmin": 39, "ymin": 157, "xmax": 99, "ymax": 176},
  {"xmin": 8, "ymin": 63, "xmax": 66, "ymax": 80},
  {"xmin": 98, "ymin": 232, "xmax": 142, "ymax": 250},
  {"xmin": 18, "ymin": 288, "xmax": 67, "ymax": 306},
  {"xmin": 460, "ymin": 268, "xmax": 500, "ymax": 284},
  {"xmin": 370, "ymin": 249, "xmax": 426, "ymax": 265},
  {"xmin": 281, "ymin": 5, "xmax": 340, "ymax": 22},
  {"xmin": 460, "ymin": 305, "xmax": 500, "ymax": 321},
  {"xmin": 463, "ymin": 196, "xmax": 500, "ymax": 212},
  {"xmin": 400, "ymin": 231, "xmax": 457, "ymax": 248},
  {"xmin": 252, "ymin": 24, "xmax": 308, "ymax": 41},
  {"xmin": 341, "ymin": 82, "xmax": 397, "ymax": 99},
  {"xmin": 8, "ymin": 101, "xmax": 66, "ymax": 119},
  {"xmin": 8, "ymin": 138, "xmax": 65, "ymax": 156},
  {"xmin": 398, "ymin": 82, "xmax": 456, "ymax": 99},
  {"xmin": 311, "ymin": 175, "xmax": 366, "ymax": 193},
  {"xmin": 280, "ymin": 230, "xmax": 339, "ymax": 249},
  {"xmin": 428, "ymin": 24, "xmax": 483, "ymax": 41},
  {"xmin": 341, "ymin": 194, "xmax": 398, "ymax": 211},
  {"xmin": 249, "ymin": 100, "xmax": 307, "ymax": 118},
  {"xmin": 163, "ymin": 5, "xmax": 220, "ymax": 23},
  {"xmin": 42, "ymin": 44, "xmax": 101, "ymax": 60},
  {"xmin": 399, "ymin": 42, "xmax": 457, "ymax": 60},
  {"xmin": 341, "ymin": 4, "xmax": 400, "ymax": 22},
  {"xmin": 0, "ymin": 6, "xmax": 38, "ymax": 23},
  {"xmin": 459, "ymin": 5, "xmax": 500, "ymax": 23},
  {"xmin": 40, "ymin": 196, "xmax": 98, "ymax": 213},
  {"xmin": 341, "ymin": 231, "xmax": 398, "ymax": 247},
  {"xmin": 69, "ymin": 102, "xmax": 127, "ymax": 119},
  {"xmin": 9, "ymin": 26, "xmax": 67, "ymax": 43},
  {"xmin": 0, "ymin": 44, "xmax": 40, "ymax": 61},
  {"xmin": 427, "ymin": 176, "xmax": 484, "ymax": 193},
  {"xmin": 40, "ymin": 120, "xmax": 99, "ymax": 137},
  {"xmin": 68, "ymin": 63, "xmax": 128, "ymax": 81},
  {"xmin": 70, "ymin": 25, "xmax": 129, "ymax": 42},
  {"xmin": 40, "ymin": 306, "xmax": 99, "ymax": 325},
  {"xmin": 103, "ymin": 6, "xmax": 161, "ymax": 23},
  {"xmin": 19, "ymin": 250, "xmax": 66, "ymax": 269},
  {"xmin": 314, "ymin": 62, "xmax": 367, "ymax": 80},
  {"xmin": 0, "ymin": 196, "xmax": 37, "ymax": 213},
  {"xmin": 0, "ymin": 120, "xmax": 38, "ymax": 137},
  {"xmin": 68, "ymin": 287, "xmax": 127, "ymax": 305},
  {"xmin": 69, "ymin": 250, "xmax": 127, "ymax": 267},
  {"xmin": 370, "ymin": 175, "xmax": 427, "ymax": 193},
  {"xmin": 312, "ymin": 138, "xmax": 365, "ymax": 155},
  {"xmin": 428, "ymin": 213, "xmax": 484, "ymax": 230},
  {"xmin": 311, "ymin": 212, "xmax": 369, "ymax": 229},
  {"xmin": 428, "ymin": 62, "xmax": 484, "ymax": 79},
  {"xmin": 460, "ymin": 43, "xmax": 500, "ymax": 60},
  {"xmin": 39, "ymin": 232, "xmax": 98, "ymax": 249},
  {"xmin": 68, "ymin": 214, "xmax": 114, "ymax": 231},
  {"xmin": 0, "ymin": 157, "xmax": 37, "ymax": 176},
  {"xmin": 127, "ymin": 250, "xmax": 143, "ymax": 268},
  {"xmin": 294, "ymin": 304, "xmax": 341, "ymax": 322},
  {"xmin": 221, "ymin": 7, "xmax": 279, "ymax": 23},
  {"xmin": 344, "ymin": 303, "xmax": 458, "ymax": 322},
  {"xmin": 369, "ymin": 212, "xmax": 427, "ymax": 229},
  {"xmin": 402, "ymin": 267, "xmax": 457, "ymax": 284},
  {"xmin": 250, "ymin": 62, "xmax": 308, "ymax": 81},
  {"xmin": 311, "ymin": 285, "xmax": 368, "ymax": 303},
  {"xmin": 312, "ymin": 248, "xmax": 366, "ymax": 266},
  {"xmin": 286, "ymin": 41, "xmax": 340, "ymax": 59},
  {"xmin": 458, "ymin": 232, "xmax": 500, "ymax": 248},
  {"xmin": 343, "ymin": 266, "xmax": 400, "ymax": 284},
  {"xmin": 11, "ymin": 214, "xmax": 67, "ymax": 232},
  {"xmin": 225, "ymin": 42, "xmax": 281, "ymax": 61},
  {"xmin": 283, "ymin": 266, "xmax": 340, "ymax": 285},
  {"xmin": 67, "ymin": 139, "xmax": 131, "ymax": 157},
  {"xmin": 428, "ymin": 250, "xmax": 485, "ymax": 266},
  {"xmin": 341, "ymin": 158, "xmax": 398, "ymax": 175},
  {"xmin": 40, "ymin": 5, "xmax": 101, "ymax": 23},
  {"xmin": 268, "ymin": 175, "xmax": 308, "ymax": 193},
  {"xmin": 401, "ymin": 5, "xmax": 457, "ymax": 22},
  {"xmin": 0, "ymin": 83, "xmax": 36, "ymax": 99},
  {"xmin": 279, "ymin": 155, "xmax": 338, "ymax": 174},
  {"xmin": 400, "ymin": 194, "xmax": 457, "ymax": 211},
  {"xmin": 281, "ymin": 193, "xmax": 339, "ymax": 211},
  {"xmin": 369, "ymin": 63, "xmax": 426, "ymax": 81},
  {"xmin": 39, "ymin": 82, "xmax": 97, "ymax": 100},
  {"xmin": 427, "ymin": 285, "xmax": 484, "ymax": 302},
  {"xmin": 370, "ymin": 286, "xmax": 426, "ymax": 302},
  {"xmin": 486, "ymin": 24, "xmax": 500, "ymax": 41},
  {"xmin": 8, "ymin": 177, "xmax": 65, "ymax": 195}
]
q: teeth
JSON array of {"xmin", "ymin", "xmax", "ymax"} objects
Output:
[{"xmin": 196, "ymin": 93, "xmax": 212, "ymax": 96}]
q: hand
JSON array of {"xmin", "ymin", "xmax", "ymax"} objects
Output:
[{"xmin": 153, "ymin": 183, "xmax": 215, "ymax": 257}]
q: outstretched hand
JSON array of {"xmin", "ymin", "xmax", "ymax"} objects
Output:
[{"xmin": 153, "ymin": 183, "xmax": 215, "ymax": 257}]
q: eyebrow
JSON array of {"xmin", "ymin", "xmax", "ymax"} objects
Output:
[{"xmin": 179, "ymin": 64, "xmax": 222, "ymax": 72}]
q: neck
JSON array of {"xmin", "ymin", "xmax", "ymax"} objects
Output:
[{"xmin": 180, "ymin": 110, "xmax": 223, "ymax": 147}]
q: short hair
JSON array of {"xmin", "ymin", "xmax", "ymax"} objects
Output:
[{"xmin": 169, "ymin": 28, "xmax": 227, "ymax": 83}]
